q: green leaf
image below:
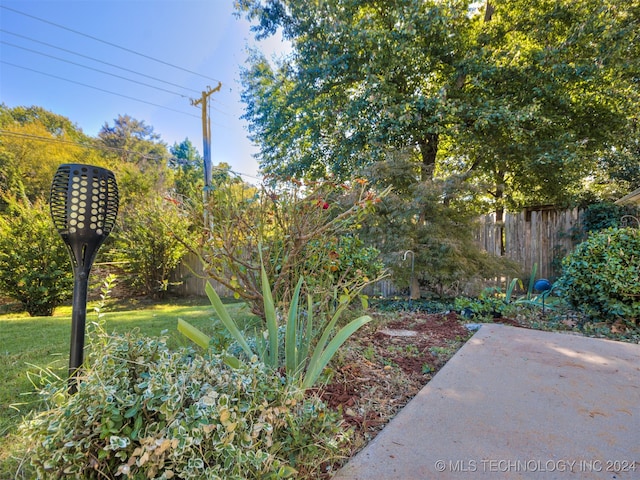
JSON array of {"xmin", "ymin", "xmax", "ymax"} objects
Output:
[
  {"xmin": 205, "ymin": 282, "xmax": 254, "ymax": 358},
  {"xmin": 302, "ymin": 315, "xmax": 372, "ymax": 390},
  {"xmin": 505, "ymin": 277, "xmax": 522, "ymax": 303},
  {"xmin": 223, "ymin": 354, "xmax": 242, "ymax": 369},
  {"xmin": 360, "ymin": 294, "xmax": 369, "ymax": 310},
  {"xmin": 307, "ymin": 301, "xmax": 350, "ymax": 367},
  {"xmin": 279, "ymin": 465, "xmax": 298, "ymax": 478},
  {"xmin": 177, "ymin": 319, "xmax": 210, "ymax": 350},
  {"xmin": 123, "ymin": 404, "xmax": 139, "ymax": 419},
  {"xmin": 260, "ymin": 253, "xmax": 279, "ymax": 368},
  {"xmin": 285, "ymin": 276, "xmax": 305, "ymax": 380},
  {"xmin": 527, "ymin": 263, "xmax": 538, "ymax": 299},
  {"xmin": 299, "ymin": 293, "xmax": 314, "ymax": 372}
]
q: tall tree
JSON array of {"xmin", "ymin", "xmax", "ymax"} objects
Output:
[
  {"xmin": 0, "ymin": 104, "xmax": 102, "ymax": 202},
  {"xmin": 451, "ymin": 0, "xmax": 639, "ymax": 213},
  {"xmin": 98, "ymin": 114, "xmax": 169, "ymax": 167},
  {"xmin": 98, "ymin": 115, "xmax": 171, "ymax": 205},
  {"xmin": 240, "ymin": 0, "xmax": 471, "ymax": 181},
  {"xmin": 169, "ymin": 138, "xmax": 204, "ymax": 199},
  {"xmin": 238, "ymin": 0, "xmax": 639, "ymax": 209}
]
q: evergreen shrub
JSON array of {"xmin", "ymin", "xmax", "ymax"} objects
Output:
[
  {"xmin": 0, "ymin": 194, "xmax": 73, "ymax": 316},
  {"xmin": 557, "ymin": 227, "xmax": 640, "ymax": 324}
]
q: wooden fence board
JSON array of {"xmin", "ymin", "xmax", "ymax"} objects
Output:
[
  {"xmin": 476, "ymin": 207, "xmax": 582, "ymax": 281},
  {"xmin": 170, "ymin": 251, "xmax": 234, "ymax": 297}
]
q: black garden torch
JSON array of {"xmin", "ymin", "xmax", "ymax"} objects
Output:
[{"xmin": 50, "ymin": 164, "xmax": 119, "ymax": 393}]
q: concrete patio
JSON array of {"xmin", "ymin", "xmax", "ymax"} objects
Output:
[{"xmin": 334, "ymin": 323, "xmax": 640, "ymax": 479}]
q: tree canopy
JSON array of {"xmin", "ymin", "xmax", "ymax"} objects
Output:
[
  {"xmin": 0, "ymin": 104, "xmax": 101, "ymax": 202},
  {"xmin": 238, "ymin": 0, "xmax": 640, "ymax": 212}
]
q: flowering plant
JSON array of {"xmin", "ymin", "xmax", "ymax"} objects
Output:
[{"xmin": 181, "ymin": 175, "xmax": 389, "ymax": 318}]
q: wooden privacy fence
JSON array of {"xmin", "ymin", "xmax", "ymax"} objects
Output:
[
  {"xmin": 474, "ymin": 207, "xmax": 583, "ymax": 281},
  {"xmin": 170, "ymin": 252, "xmax": 234, "ymax": 298},
  {"xmin": 171, "ymin": 207, "xmax": 583, "ymax": 297},
  {"xmin": 171, "ymin": 252, "xmax": 401, "ymax": 298}
]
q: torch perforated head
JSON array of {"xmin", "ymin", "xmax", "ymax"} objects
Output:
[{"xmin": 50, "ymin": 164, "xmax": 118, "ymax": 270}]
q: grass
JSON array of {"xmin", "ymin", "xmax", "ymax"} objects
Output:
[{"xmin": 0, "ymin": 296, "xmax": 256, "ymax": 478}]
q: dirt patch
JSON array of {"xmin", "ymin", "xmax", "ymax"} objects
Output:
[{"xmin": 319, "ymin": 311, "xmax": 476, "ymax": 453}]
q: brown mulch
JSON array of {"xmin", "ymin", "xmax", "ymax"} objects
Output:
[{"xmin": 317, "ymin": 311, "xmax": 494, "ymax": 461}]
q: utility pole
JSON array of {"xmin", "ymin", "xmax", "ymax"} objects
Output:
[{"xmin": 191, "ymin": 82, "xmax": 221, "ymax": 226}]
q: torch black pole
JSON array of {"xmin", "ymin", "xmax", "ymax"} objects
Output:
[
  {"xmin": 68, "ymin": 270, "xmax": 89, "ymax": 387},
  {"xmin": 50, "ymin": 164, "xmax": 118, "ymax": 394}
]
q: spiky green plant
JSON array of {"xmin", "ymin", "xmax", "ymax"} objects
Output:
[{"xmin": 179, "ymin": 262, "xmax": 371, "ymax": 389}]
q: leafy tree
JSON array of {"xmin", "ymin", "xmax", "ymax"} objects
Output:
[
  {"xmin": 239, "ymin": 0, "xmax": 470, "ymax": 181},
  {"xmin": 0, "ymin": 105, "xmax": 102, "ymax": 203},
  {"xmin": 0, "ymin": 192, "xmax": 73, "ymax": 316},
  {"xmin": 238, "ymin": 0, "xmax": 639, "ymax": 209},
  {"xmin": 592, "ymin": 126, "xmax": 640, "ymax": 199},
  {"xmin": 98, "ymin": 114, "xmax": 168, "ymax": 165},
  {"xmin": 169, "ymin": 138, "xmax": 204, "ymax": 199},
  {"xmin": 360, "ymin": 152, "xmax": 518, "ymax": 296},
  {"xmin": 238, "ymin": 0, "xmax": 639, "ymax": 262},
  {"xmin": 98, "ymin": 115, "xmax": 172, "ymax": 205},
  {"xmin": 0, "ymin": 104, "xmax": 87, "ymax": 141},
  {"xmin": 450, "ymin": 0, "xmax": 639, "ymax": 215},
  {"xmin": 579, "ymin": 202, "xmax": 640, "ymax": 236}
]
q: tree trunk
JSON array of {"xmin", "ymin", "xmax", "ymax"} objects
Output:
[
  {"xmin": 410, "ymin": 275, "xmax": 421, "ymax": 300},
  {"xmin": 484, "ymin": 1, "xmax": 495, "ymax": 22},
  {"xmin": 495, "ymin": 169, "xmax": 506, "ymax": 256},
  {"xmin": 418, "ymin": 133, "xmax": 438, "ymax": 181}
]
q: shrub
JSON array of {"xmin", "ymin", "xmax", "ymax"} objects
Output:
[
  {"xmin": 20, "ymin": 330, "xmax": 350, "ymax": 479},
  {"xmin": 357, "ymin": 167, "xmax": 520, "ymax": 297},
  {"xmin": 580, "ymin": 202, "xmax": 639, "ymax": 235},
  {"xmin": 454, "ymin": 289, "xmax": 508, "ymax": 320},
  {"xmin": 303, "ymin": 235, "xmax": 385, "ymax": 301},
  {"xmin": 556, "ymin": 227, "xmax": 640, "ymax": 324},
  {"xmin": 109, "ymin": 196, "xmax": 190, "ymax": 298},
  {"xmin": 0, "ymin": 193, "xmax": 73, "ymax": 316},
  {"xmin": 181, "ymin": 175, "xmax": 388, "ymax": 317}
]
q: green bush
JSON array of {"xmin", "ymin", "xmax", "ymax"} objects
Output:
[
  {"xmin": 557, "ymin": 227, "xmax": 640, "ymax": 324},
  {"xmin": 303, "ymin": 235, "xmax": 385, "ymax": 300},
  {"xmin": 579, "ymin": 202, "xmax": 640, "ymax": 236},
  {"xmin": 0, "ymin": 193, "xmax": 73, "ymax": 316},
  {"xmin": 20, "ymin": 330, "xmax": 350, "ymax": 479},
  {"xmin": 454, "ymin": 289, "xmax": 508, "ymax": 320},
  {"xmin": 109, "ymin": 196, "xmax": 190, "ymax": 298}
]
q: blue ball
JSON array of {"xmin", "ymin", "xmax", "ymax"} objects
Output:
[{"xmin": 534, "ymin": 279, "xmax": 552, "ymax": 292}]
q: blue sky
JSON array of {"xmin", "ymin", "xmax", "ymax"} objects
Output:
[{"xmin": 0, "ymin": 0, "xmax": 288, "ymax": 179}]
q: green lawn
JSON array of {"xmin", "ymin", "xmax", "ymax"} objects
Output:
[{"xmin": 0, "ymin": 297, "xmax": 255, "ymax": 477}]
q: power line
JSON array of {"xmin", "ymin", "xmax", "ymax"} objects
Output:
[
  {"xmin": 1, "ymin": 29, "xmax": 235, "ymax": 117},
  {"xmin": 0, "ymin": 129, "xmax": 261, "ymax": 180},
  {"xmin": 1, "ymin": 5, "xmax": 223, "ymax": 84},
  {"xmin": 0, "ymin": 129, "xmax": 170, "ymax": 161},
  {"xmin": 0, "ymin": 29, "xmax": 202, "ymax": 95},
  {"xmin": 0, "ymin": 6, "xmax": 243, "ymax": 169},
  {"xmin": 1, "ymin": 40, "xmax": 192, "ymax": 99},
  {"xmin": 1, "ymin": 61, "xmax": 201, "ymax": 120}
]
